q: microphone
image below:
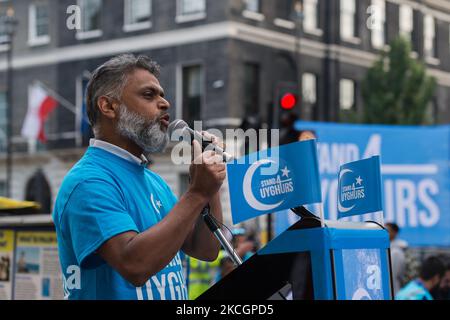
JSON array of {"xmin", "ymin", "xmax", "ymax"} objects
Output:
[{"xmin": 168, "ymin": 119, "xmax": 233, "ymax": 162}]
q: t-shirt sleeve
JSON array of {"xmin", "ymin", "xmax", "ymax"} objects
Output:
[{"xmin": 61, "ymin": 178, "xmax": 139, "ymax": 268}]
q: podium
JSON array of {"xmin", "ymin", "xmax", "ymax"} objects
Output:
[{"xmin": 198, "ymin": 213, "xmax": 393, "ymax": 300}]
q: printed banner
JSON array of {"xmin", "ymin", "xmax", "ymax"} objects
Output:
[
  {"xmin": 338, "ymin": 156, "xmax": 383, "ymax": 219},
  {"xmin": 0, "ymin": 230, "xmax": 14, "ymax": 300},
  {"xmin": 13, "ymin": 231, "xmax": 63, "ymax": 300},
  {"xmin": 274, "ymin": 121, "xmax": 450, "ymax": 247},
  {"xmin": 227, "ymin": 140, "xmax": 322, "ymax": 224},
  {"xmin": 335, "ymin": 248, "xmax": 391, "ymax": 300}
]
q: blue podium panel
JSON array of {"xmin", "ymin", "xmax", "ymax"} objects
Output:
[
  {"xmin": 333, "ymin": 248, "xmax": 391, "ymax": 300},
  {"xmin": 259, "ymin": 224, "xmax": 392, "ymax": 300}
]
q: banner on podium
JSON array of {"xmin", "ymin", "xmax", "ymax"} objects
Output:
[
  {"xmin": 227, "ymin": 140, "xmax": 322, "ymax": 224},
  {"xmin": 338, "ymin": 156, "xmax": 383, "ymax": 219}
]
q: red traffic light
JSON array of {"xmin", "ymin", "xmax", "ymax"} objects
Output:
[{"xmin": 280, "ymin": 93, "xmax": 297, "ymax": 110}]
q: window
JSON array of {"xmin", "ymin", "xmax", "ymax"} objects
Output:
[
  {"xmin": 0, "ymin": 92, "xmax": 6, "ymax": 153},
  {"xmin": 340, "ymin": 79, "xmax": 355, "ymax": 110},
  {"xmin": 424, "ymin": 14, "xmax": 437, "ymax": 60},
  {"xmin": 399, "ymin": 4, "xmax": 413, "ymax": 42},
  {"xmin": 245, "ymin": 0, "xmax": 260, "ymax": 13},
  {"xmin": 370, "ymin": 0, "xmax": 385, "ymax": 49},
  {"xmin": 243, "ymin": 63, "xmax": 260, "ymax": 117},
  {"xmin": 77, "ymin": 0, "xmax": 102, "ymax": 39},
  {"xmin": 340, "ymin": 0, "xmax": 358, "ymax": 40},
  {"xmin": 242, "ymin": 0, "xmax": 264, "ymax": 21},
  {"xmin": 29, "ymin": 2, "xmax": 50, "ymax": 46},
  {"xmin": 124, "ymin": 0, "xmax": 151, "ymax": 31},
  {"xmin": 303, "ymin": 0, "xmax": 321, "ymax": 34},
  {"xmin": 302, "ymin": 73, "xmax": 317, "ymax": 105},
  {"xmin": 274, "ymin": 0, "xmax": 295, "ymax": 29},
  {"xmin": 182, "ymin": 65, "xmax": 203, "ymax": 128},
  {"xmin": 177, "ymin": 0, "xmax": 206, "ymax": 22}
]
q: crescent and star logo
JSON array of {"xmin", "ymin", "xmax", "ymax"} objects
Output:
[
  {"xmin": 243, "ymin": 159, "xmax": 295, "ymax": 211},
  {"xmin": 338, "ymin": 169, "xmax": 365, "ymax": 213}
]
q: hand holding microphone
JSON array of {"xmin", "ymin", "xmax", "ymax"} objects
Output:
[
  {"xmin": 168, "ymin": 120, "xmax": 233, "ymax": 163},
  {"xmin": 168, "ymin": 120, "xmax": 227, "ymax": 200},
  {"xmin": 188, "ymin": 139, "xmax": 226, "ymax": 200}
]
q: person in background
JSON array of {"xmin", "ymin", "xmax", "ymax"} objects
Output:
[
  {"xmin": 431, "ymin": 257, "xmax": 450, "ymax": 300},
  {"xmin": 218, "ymin": 255, "xmax": 235, "ymax": 280},
  {"xmin": 187, "ymin": 250, "xmax": 224, "ymax": 300},
  {"xmin": 396, "ymin": 256, "xmax": 445, "ymax": 300},
  {"xmin": 231, "ymin": 228, "xmax": 255, "ymax": 261},
  {"xmin": 386, "ymin": 222, "xmax": 408, "ymax": 295}
]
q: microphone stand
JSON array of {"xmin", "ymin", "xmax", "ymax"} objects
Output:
[{"xmin": 201, "ymin": 204, "xmax": 243, "ymax": 266}]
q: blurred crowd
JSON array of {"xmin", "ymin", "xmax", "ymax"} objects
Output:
[
  {"xmin": 387, "ymin": 223, "xmax": 450, "ymax": 300},
  {"xmin": 185, "ymin": 227, "xmax": 258, "ymax": 300}
]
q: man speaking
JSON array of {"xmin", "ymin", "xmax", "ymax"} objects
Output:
[{"xmin": 52, "ymin": 54, "xmax": 225, "ymax": 300}]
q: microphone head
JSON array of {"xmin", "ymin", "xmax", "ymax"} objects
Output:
[
  {"xmin": 168, "ymin": 119, "xmax": 188, "ymax": 136},
  {"xmin": 168, "ymin": 119, "xmax": 194, "ymax": 143}
]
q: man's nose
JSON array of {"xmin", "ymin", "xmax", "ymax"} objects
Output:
[{"xmin": 159, "ymin": 97, "xmax": 170, "ymax": 111}]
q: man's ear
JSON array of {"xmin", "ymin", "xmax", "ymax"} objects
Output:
[{"xmin": 97, "ymin": 96, "xmax": 120, "ymax": 120}]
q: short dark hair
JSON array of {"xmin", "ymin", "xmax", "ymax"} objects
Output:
[
  {"xmin": 386, "ymin": 222, "xmax": 400, "ymax": 233},
  {"xmin": 420, "ymin": 256, "xmax": 446, "ymax": 280},
  {"xmin": 86, "ymin": 54, "xmax": 160, "ymax": 132}
]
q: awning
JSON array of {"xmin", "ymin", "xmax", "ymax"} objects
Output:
[{"xmin": 0, "ymin": 197, "xmax": 41, "ymax": 215}]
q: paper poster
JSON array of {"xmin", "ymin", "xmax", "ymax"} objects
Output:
[
  {"xmin": 0, "ymin": 230, "xmax": 14, "ymax": 300},
  {"xmin": 14, "ymin": 231, "xmax": 63, "ymax": 300}
]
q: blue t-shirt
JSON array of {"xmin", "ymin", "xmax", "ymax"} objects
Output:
[
  {"xmin": 52, "ymin": 146, "xmax": 188, "ymax": 300},
  {"xmin": 395, "ymin": 280, "xmax": 434, "ymax": 300}
]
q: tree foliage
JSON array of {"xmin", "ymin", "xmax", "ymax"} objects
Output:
[{"xmin": 360, "ymin": 36, "xmax": 437, "ymax": 125}]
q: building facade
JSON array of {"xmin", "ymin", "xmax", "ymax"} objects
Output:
[{"xmin": 0, "ymin": 0, "xmax": 449, "ymax": 227}]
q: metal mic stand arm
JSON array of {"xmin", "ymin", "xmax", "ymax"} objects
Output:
[{"xmin": 201, "ymin": 205, "xmax": 243, "ymax": 266}]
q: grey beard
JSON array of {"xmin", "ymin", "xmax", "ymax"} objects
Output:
[{"xmin": 116, "ymin": 104, "xmax": 169, "ymax": 154}]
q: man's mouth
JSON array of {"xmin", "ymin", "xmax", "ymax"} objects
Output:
[{"xmin": 160, "ymin": 114, "xmax": 170, "ymax": 128}]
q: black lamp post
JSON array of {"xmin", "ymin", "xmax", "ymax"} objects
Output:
[
  {"xmin": 294, "ymin": 0, "xmax": 304, "ymax": 119},
  {"xmin": 1, "ymin": 7, "xmax": 18, "ymax": 198}
]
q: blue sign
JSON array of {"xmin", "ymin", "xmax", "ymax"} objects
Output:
[
  {"xmin": 227, "ymin": 140, "xmax": 322, "ymax": 224},
  {"xmin": 273, "ymin": 121, "xmax": 450, "ymax": 247},
  {"xmin": 338, "ymin": 156, "xmax": 383, "ymax": 219}
]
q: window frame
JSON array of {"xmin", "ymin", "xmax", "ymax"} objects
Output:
[
  {"xmin": 178, "ymin": 62, "xmax": 205, "ymax": 127},
  {"xmin": 424, "ymin": 14, "xmax": 439, "ymax": 64},
  {"xmin": 340, "ymin": 0, "xmax": 361, "ymax": 44},
  {"xmin": 339, "ymin": 78, "xmax": 356, "ymax": 111},
  {"xmin": 76, "ymin": 0, "xmax": 103, "ymax": 40},
  {"xmin": 302, "ymin": 72, "xmax": 317, "ymax": 105},
  {"xmin": 399, "ymin": 4, "xmax": 413, "ymax": 41},
  {"xmin": 123, "ymin": 0, "xmax": 152, "ymax": 32},
  {"xmin": 242, "ymin": 0, "xmax": 264, "ymax": 21},
  {"xmin": 370, "ymin": 0, "xmax": 386, "ymax": 50},
  {"xmin": 176, "ymin": 0, "xmax": 206, "ymax": 24},
  {"xmin": 28, "ymin": 2, "xmax": 51, "ymax": 47},
  {"xmin": 303, "ymin": 0, "xmax": 323, "ymax": 36}
]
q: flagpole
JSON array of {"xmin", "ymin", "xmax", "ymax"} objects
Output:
[
  {"xmin": 34, "ymin": 80, "xmax": 77, "ymax": 114},
  {"xmin": 318, "ymin": 203, "xmax": 325, "ymax": 228}
]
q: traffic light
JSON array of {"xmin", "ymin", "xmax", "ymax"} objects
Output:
[
  {"xmin": 272, "ymin": 81, "xmax": 300, "ymax": 129},
  {"xmin": 280, "ymin": 92, "xmax": 297, "ymax": 110}
]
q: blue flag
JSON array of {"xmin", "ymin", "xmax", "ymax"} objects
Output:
[
  {"xmin": 227, "ymin": 140, "xmax": 322, "ymax": 224},
  {"xmin": 81, "ymin": 78, "xmax": 90, "ymax": 134},
  {"xmin": 337, "ymin": 156, "xmax": 383, "ymax": 219}
]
